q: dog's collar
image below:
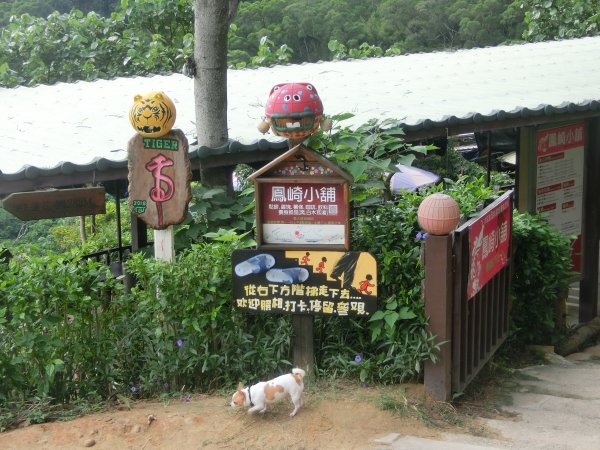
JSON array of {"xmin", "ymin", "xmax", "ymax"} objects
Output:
[{"xmin": 247, "ymin": 385, "xmax": 254, "ymax": 406}]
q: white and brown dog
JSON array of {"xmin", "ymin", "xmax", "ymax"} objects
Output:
[{"xmin": 230, "ymin": 368, "xmax": 306, "ymax": 417}]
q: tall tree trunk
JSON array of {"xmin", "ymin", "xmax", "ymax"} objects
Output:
[{"xmin": 194, "ymin": 0, "xmax": 233, "ymax": 186}]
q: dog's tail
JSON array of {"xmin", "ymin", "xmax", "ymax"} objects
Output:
[{"xmin": 292, "ymin": 368, "xmax": 306, "ymax": 379}]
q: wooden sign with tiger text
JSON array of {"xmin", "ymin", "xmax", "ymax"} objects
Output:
[{"xmin": 127, "ymin": 129, "xmax": 192, "ymax": 230}]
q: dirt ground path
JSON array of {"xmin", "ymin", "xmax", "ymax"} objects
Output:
[{"xmin": 0, "ymin": 381, "xmax": 490, "ymax": 450}]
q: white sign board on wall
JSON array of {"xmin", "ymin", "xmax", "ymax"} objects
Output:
[{"xmin": 535, "ymin": 122, "xmax": 585, "ymax": 271}]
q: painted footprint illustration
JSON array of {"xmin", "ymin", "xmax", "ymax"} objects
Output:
[
  {"xmin": 266, "ymin": 267, "xmax": 309, "ymax": 284},
  {"xmin": 234, "ymin": 254, "xmax": 276, "ymax": 277}
]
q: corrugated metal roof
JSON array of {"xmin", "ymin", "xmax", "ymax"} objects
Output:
[{"xmin": 1, "ymin": 36, "xmax": 599, "ymax": 178}]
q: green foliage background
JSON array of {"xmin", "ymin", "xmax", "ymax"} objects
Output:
[
  {"xmin": 0, "ymin": 174, "xmax": 500, "ymax": 410},
  {"xmin": 509, "ymin": 210, "xmax": 573, "ymax": 347},
  {"xmin": 0, "ymin": 200, "xmax": 132, "ymax": 257},
  {"xmin": 523, "ymin": 0, "xmax": 600, "ymax": 41},
  {"xmin": 2, "ymin": 0, "xmax": 598, "ymax": 88},
  {"xmin": 0, "ymin": 0, "xmax": 119, "ymax": 25}
]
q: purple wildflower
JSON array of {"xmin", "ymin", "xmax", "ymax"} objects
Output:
[
  {"xmin": 354, "ymin": 354, "xmax": 363, "ymax": 363},
  {"xmin": 177, "ymin": 339, "xmax": 183, "ymax": 348}
]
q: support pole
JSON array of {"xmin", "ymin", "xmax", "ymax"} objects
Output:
[
  {"xmin": 580, "ymin": 118, "xmax": 600, "ymax": 322},
  {"xmin": 131, "ymin": 218, "xmax": 148, "ymax": 251},
  {"xmin": 423, "ymin": 234, "xmax": 453, "ymax": 401},
  {"xmin": 115, "ymin": 181, "xmax": 123, "ymax": 262},
  {"xmin": 79, "ymin": 216, "xmax": 87, "ymax": 243},
  {"xmin": 154, "ymin": 226, "xmax": 175, "ymax": 262},
  {"xmin": 292, "ymin": 315, "xmax": 314, "ymax": 378}
]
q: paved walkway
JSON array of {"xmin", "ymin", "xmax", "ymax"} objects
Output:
[{"xmin": 372, "ymin": 345, "xmax": 600, "ymax": 450}]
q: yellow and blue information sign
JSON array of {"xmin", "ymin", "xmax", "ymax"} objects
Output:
[{"xmin": 232, "ymin": 249, "xmax": 377, "ymax": 317}]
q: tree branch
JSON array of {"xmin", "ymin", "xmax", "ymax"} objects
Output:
[{"xmin": 228, "ymin": 0, "xmax": 240, "ymax": 24}]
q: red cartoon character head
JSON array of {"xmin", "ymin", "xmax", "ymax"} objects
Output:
[{"xmin": 258, "ymin": 82, "xmax": 330, "ymax": 140}]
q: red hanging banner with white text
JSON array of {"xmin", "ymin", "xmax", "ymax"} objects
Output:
[{"xmin": 467, "ymin": 192, "xmax": 512, "ymax": 299}]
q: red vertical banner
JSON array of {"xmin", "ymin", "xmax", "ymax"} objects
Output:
[{"xmin": 467, "ymin": 193, "xmax": 512, "ymax": 299}]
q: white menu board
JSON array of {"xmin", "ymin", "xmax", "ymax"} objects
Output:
[{"xmin": 535, "ymin": 123, "xmax": 585, "ymax": 236}]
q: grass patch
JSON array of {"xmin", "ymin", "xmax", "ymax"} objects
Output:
[
  {"xmin": 0, "ymin": 397, "xmax": 108, "ymax": 432},
  {"xmin": 377, "ymin": 391, "xmax": 409, "ymax": 415}
]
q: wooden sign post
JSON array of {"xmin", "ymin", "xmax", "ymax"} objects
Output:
[
  {"xmin": 126, "ymin": 91, "xmax": 190, "ymax": 263},
  {"xmin": 2, "ymin": 187, "xmax": 106, "ymax": 220},
  {"xmin": 238, "ymin": 144, "xmax": 377, "ymax": 375},
  {"xmin": 235, "ymin": 82, "xmax": 376, "ymax": 376},
  {"xmin": 127, "ymin": 129, "xmax": 191, "ymax": 261},
  {"xmin": 153, "ymin": 226, "xmax": 176, "ymax": 262}
]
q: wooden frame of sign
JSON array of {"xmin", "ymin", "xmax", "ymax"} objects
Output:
[{"xmin": 248, "ymin": 144, "xmax": 353, "ymax": 251}]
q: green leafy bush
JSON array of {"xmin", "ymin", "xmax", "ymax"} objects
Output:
[
  {"xmin": 509, "ymin": 211, "xmax": 573, "ymax": 347},
  {"xmin": 307, "ymin": 116, "xmax": 431, "ymax": 204},
  {"xmin": 179, "ymin": 184, "xmax": 256, "ymax": 248},
  {"xmin": 122, "ymin": 243, "xmax": 293, "ymax": 392},
  {"xmin": 0, "ymin": 243, "xmax": 295, "ymax": 412},
  {"xmin": 314, "ymin": 175, "xmax": 501, "ymax": 384},
  {"xmin": 0, "ymin": 254, "xmax": 125, "ymax": 403},
  {"xmin": 413, "ymin": 145, "xmax": 487, "ymax": 181},
  {"xmin": 315, "ymin": 192, "xmax": 431, "ymax": 384}
]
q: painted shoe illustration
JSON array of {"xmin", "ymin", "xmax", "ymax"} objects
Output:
[
  {"xmin": 266, "ymin": 267, "xmax": 309, "ymax": 284},
  {"xmin": 234, "ymin": 254, "xmax": 276, "ymax": 277}
]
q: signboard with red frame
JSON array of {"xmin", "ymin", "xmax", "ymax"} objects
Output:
[
  {"xmin": 535, "ymin": 122, "xmax": 585, "ymax": 273},
  {"xmin": 258, "ymin": 181, "xmax": 347, "ymax": 246},
  {"xmin": 466, "ymin": 191, "xmax": 512, "ymax": 299},
  {"xmin": 249, "ymin": 145, "xmax": 352, "ymax": 250}
]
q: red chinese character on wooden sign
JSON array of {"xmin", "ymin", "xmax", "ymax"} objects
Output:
[{"xmin": 127, "ymin": 129, "xmax": 191, "ymax": 230}]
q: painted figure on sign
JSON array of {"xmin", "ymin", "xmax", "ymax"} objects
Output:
[
  {"xmin": 145, "ymin": 153, "xmax": 175, "ymax": 228},
  {"xmin": 358, "ymin": 274, "xmax": 375, "ymax": 295},
  {"xmin": 316, "ymin": 256, "xmax": 327, "ymax": 273},
  {"xmin": 300, "ymin": 252, "xmax": 311, "ymax": 265}
]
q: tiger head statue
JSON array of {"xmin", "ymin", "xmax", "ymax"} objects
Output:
[{"xmin": 129, "ymin": 91, "xmax": 176, "ymax": 138}]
